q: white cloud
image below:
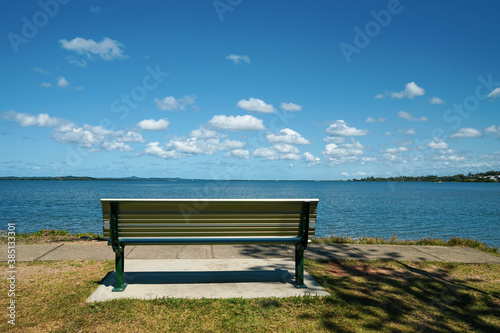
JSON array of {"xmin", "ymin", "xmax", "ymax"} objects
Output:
[
  {"xmin": 89, "ymin": 6, "xmax": 100, "ymax": 13},
  {"xmin": 397, "ymin": 128, "xmax": 416, "ymax": 135},
  {"xmin": 224, "ymin": 149, "xmax": 250, "ymax": 159},
  {"xmin": 280, "ymin": 102, "xmax": 302, "ymax": 112},
  {"xmin": 155, "ymin": 95, "xmax": 196, "ymax": 111},
  {"xmin": 226, "ymin": 54, "xmax": 251, "ymax": 64},
  {"xmin": 189, "ymin": 128, "xmax": 221, "ymax": 139},
  {"xmin": 237, "ymin": 98, "xmax": 275, "ymax": 113},
  {"xmin": 137, "ymin": 118, "xmax": 169, "ymax": 131},
  {"xmin": 273, "ymin": 144, "xmax": 300, "ymax": 154},
  {"xmin": 488, "ymin": 87, "xmax": 500, "ymax": 99},
  {"xmin": 397, "ymin": 111, "xmax": 427, "ymax": 122},
  {"xmin": 326, "ymin": 120, "xmax": 368, "ymax": 136},
  {"xmin": 0, "ymin": 111, "xmax": 69, "ymax": 127},
  {"xmin": 303, "ymin": 152, "xmax": 321, "ymax": 166},
  {"xmin": 266, "ymin": 128, "xmax": 310, "ymax": 145},
  {"xmin": 390, "ymin": 82, "xmax": 425, "ymax": 99},
  {"xmin": 450, "ymin": 128, "xmax": 482, "ymax": 139},
  {"xmin": 485, "ymin": 125, "xmax": 500, "ymax": 138},
  {"xmin": 32, "ymin": 67, "xmax": 50, "ymax": 75},
  {"xmin": 208, "ymin": 115, "xmax": 265, "ymax": 131},
  {"xmin": 366, "ymin": 117, "xmax": 385, "ymax": 123},
  {"xmin": 322, "ymin": 139, "xmax": 365, "ymax": 165},
  {"xmin": 59, "ymin": 37, "xmax": 127, "ymax": 60},
  {"xmin": 57, "ymin": 77, "xmax": 70, "ymax": 88},
  {"xmin": 429, "ymin": 97, "xmax": 445, "ymax": 104},
  {"xmin": 166, "ymin": 137, "xmax": 244, "ymax": 155},
  {"xmin": 145, "ymin": 142, "xmax": 183, "ymax": 159},
  {"xmin": 385, "ymin": 147, "xmax": 408, "ymax": 153},
  {"xmin": 40, "ymin": 82, "xmax": 52, "ymax": 88},
  {"xmin": 426, "ymin": 138, "xmax": 448, "ymax": 150},
  {"xmin": 374, "ymin": 93, "xmax": 385, "ymax": 100},
  {"xmin": 68, "ymin": 59, "xmax": 87, "ymax": 67},
  {"xmin": 53, "ymin": 124, "xmax": 143, "ymax": 151}
]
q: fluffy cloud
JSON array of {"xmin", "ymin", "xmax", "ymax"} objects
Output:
[
  {"xmin": 0, "ymin": 110, "xmax": 69, "ymax": 127},
  {"xmin": 280, "ymin": 102, "xmax": 302, "ymax": 112},
  {"xmin": 303, "ymin": 152, "xmax": 321, "ymax": 166},
  {"xmin": 57, "ymin": 77, "xmax": 70, "ymax": 88},
  {"xmin": 426, "ymin": 138, "xmax": 448, "ymax": 150},
  {"xmin": 485, "ymin": 125, "xmax": 500, "ymax": 138},
  {"xmin": 237, "ymin": 98, "xmax": 275, "ymax": 113},
  {"xmin": 488, "ymin": 87, "xmax": 500, "ymax": 99},
  {"xmin": 137, "ymin": 118, "xmax": 169, "ymax": 131},
  {"xmin": 397, "ymin": 128, "xmax": 416, "ymax": 135},
  {"xmin": 224, "ymin": 149, "xmax": 250, "ymax": 159},
  {"xmin": 322, "ymin": 139, "xmax": 365, "ymax": 165},
  {"xmin": 166, "ymin": 137, "xmax": 244, "ymax": 155},
  {"xmin": 208, "ymin": 115, "xmax": 265, "ymax": 131},
  {"xmin": 384, "ymin": 147, "xmax": 408, "ymax": 153},
  {"xmin": 326, "ymin": 120, "xmax": 368, "ymax": 136},
  {"xmin": 253, "ymin": 145, "xmax": 301, "ymax": 161},
  {"xmin": 226, "ymin": 54, "xmax": 251, "ymax": 64},
  {"xmin": 266, "ymin": 128, "xmax": 310, "ymax": 145},
  {"xmin": 450, "ymin": 128, "xmax": 482, "ymax": 139},
  {"xmin": 53, "ymin": 124, "xmax": 143, "ymax": 151},
  {"xmin": 155, "ymin": 95, "xmax": 196, "ymax": 111},
  {"xmin": 428, "ymin": 97, "xmax": 445, "ymax": 104},
  {"xmin": 59, "ymin": 37, "xmax": 127, "ymax": 60},
  {"xmin": 397, "ymin": 111, "xmax": 427, "ymax": 122},
  {"xmin": 391, "ymin": 82, "xmax": 425, "ymax": 99}
]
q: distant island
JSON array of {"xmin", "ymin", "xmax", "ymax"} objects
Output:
[{"xmin": 353, "ymin": 170, "xmax": 500, "ymax": 182}]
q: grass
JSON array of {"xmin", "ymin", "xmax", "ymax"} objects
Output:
[
  {"xmin": 0, "ymin": 229, "xmax": 104, "ymax": 244},
  {"xmin": 1, "ymin": 259, "xmax": 499, "ymax": 332},
  {"xmin": 312, "ymin": 235, "xmax": 500, "ymax": 256}
]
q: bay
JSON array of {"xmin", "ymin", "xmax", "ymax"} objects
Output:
[{"xmin": 1, "ymin": 180, "xmax": 499, "ymax": 248}]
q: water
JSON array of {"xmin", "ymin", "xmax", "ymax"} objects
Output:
[{"xmin": 1, "ymin": 180, "xmax": 499, "ymax": 248}]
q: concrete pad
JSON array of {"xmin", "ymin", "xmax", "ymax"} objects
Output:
[
  {"xmin": 307, "ymin": 243, "xmax": 369, "ymax": 261},
  {"xmin": 212, "ymin": 244, "xmax": 293, "ymax": 259},
  {"xmin": 37, "ymin": 243, "xmax": 129, "ymax": 261},
  {"xmin": 87, "ymin": 259, "xmax": 329, "ymax": 302},
  {"xmin": 345, "ymin": 244, "xmax": 442, "ymax": 261},
  {"xmin": 412, "ymin": 246, "xmax": 500, "ymax": 263},
  {"xmin": 127, "ymin": 245, "xmax": 214, "ymax": 259},
  {"xmin": 0, "ymin": 244, "xmax": 62, "ymax": 262}
]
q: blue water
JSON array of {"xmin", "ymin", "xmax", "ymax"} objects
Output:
[{"xmin": 0, "ymin": 180, "xmax": 499, "ymax": 248}]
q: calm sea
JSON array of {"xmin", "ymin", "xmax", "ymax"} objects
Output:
[{"xmin": 1, "ymin": 180, "xmax": 499, "ymax": 248}]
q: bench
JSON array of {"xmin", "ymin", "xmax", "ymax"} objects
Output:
[{"xmin": 101, "ymin": 198, "xmax": 319, "ymax": 292}]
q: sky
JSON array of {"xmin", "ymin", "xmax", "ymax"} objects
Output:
[{"xmin": 1, "ymin": 0, "xmax": 499, "ymax": 180}]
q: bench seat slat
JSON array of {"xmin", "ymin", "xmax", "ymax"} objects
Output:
[{"xmin": 112, "ymin": 236, "xmax": 302, "ymax": 245}]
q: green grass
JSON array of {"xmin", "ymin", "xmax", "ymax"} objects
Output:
[
  {"xmin": 0, "ymin": 229, "xmax": 103, "ymax": 244},
  {"xmin": 1, "ymin": 259, "xmax": 499, "ymax": 332},
  {"xmin": 312, "ymin": 235, "xmax": 500, "ymax": 256}
]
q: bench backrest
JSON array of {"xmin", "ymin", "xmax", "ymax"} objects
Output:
[{"xmin": 101, "ymin": 199, "xmax": 318, "ymax": 239}]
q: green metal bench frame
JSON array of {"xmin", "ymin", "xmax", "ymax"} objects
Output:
[{"xmin": 101, "ymin": 198, "xmax": 319, "ymax": 292}]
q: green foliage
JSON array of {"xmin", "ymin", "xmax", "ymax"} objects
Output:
[{"xmin": 354, "ymin": 170, "xmax": 500, "ymax": 182}]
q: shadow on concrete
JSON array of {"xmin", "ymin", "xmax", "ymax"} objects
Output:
[{"xmin": 103, "ymin": 268, "xmax": 294, "ymax": 286}]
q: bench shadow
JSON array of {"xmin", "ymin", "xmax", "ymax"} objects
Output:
[{"xmin": 102, "ymin": 268, "xmax": 294, "ymax": 286}]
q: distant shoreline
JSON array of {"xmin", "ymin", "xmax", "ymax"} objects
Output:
[{"xmin": 0, "ymin": 172, "xmax": 499, "ymax": 183}]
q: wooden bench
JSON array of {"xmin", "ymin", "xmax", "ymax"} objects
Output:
[{"xmin": 101, "ymin": 198, "xmax": 319, "ymax": 292}]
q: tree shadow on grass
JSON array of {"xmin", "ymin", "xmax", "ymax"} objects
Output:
[{"xmin": 306, "ymin": 260, "xmax": 500, "ymax": 332}]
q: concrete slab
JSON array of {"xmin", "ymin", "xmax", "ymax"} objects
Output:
[
  {"xmin": 212, "ymin": 244, "xmax": 293, "ymax": 259},
  {"xmin": 307, "ymin": 243, "xmax": 369, "ymax": 261},
  {"xmin": 36, "ymin": 243, "xmax": 129, "ymax": 261},
  {"xmin": 87, "ymin": 259, "xmax": 329, "ymax": 302},
  {"xmin": 412, "ymin": 246, "xmax": 500, "ymax": 263},
  {"xmin": 0, "ymin": 244, "xmax": 62, "ymax": 262},
  {"xmin": 126, "ymin": 245, "xmax": 214, "ymax": 259},
  {"xmin": 345, "ymin": 244, "xmax": 442, "ymax": 261}
]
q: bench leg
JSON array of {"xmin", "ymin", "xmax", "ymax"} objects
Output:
[
  {"xmin": 293, "ymin": 245, "xmax": 307, "ymax": 288},
  {"xmin": 112, "ymin": 246, "xmax": 127, "ymax": 292}
]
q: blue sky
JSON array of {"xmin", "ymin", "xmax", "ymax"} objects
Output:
[{"xmin": 1, "ymin": 0, "xmax": 499, "ymax": 180}]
